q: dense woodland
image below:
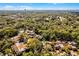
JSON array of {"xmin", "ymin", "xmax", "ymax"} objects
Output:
[{"xmin": 0, "ymin": 10, "xmax": 79, "ymax": 56}]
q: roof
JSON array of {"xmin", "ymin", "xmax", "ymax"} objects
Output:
[
  {"xmin": 11, "ymin": 35, "xmax": 21, "ymax": 42},
  {"xmin": 11, "ymin": 43, "xmax": 26, "ymax": 53}
]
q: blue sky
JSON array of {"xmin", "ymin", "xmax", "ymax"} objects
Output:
[{"xmin": 0, "ymin": 3, "xmax": 79, "ymax": 10}]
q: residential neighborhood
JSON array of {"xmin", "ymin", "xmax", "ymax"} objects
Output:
[{"xmin": 0, "ymin": 3, "xmax": 79, "ymax": 56}]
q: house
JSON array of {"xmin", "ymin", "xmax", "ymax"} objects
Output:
[
  {"xmin": 11, "ymin": 42, "xmax": 27, "ymax": 53},
  {"xmin": 70, "ymin": 50, "xmax": 78, "ymax": 56},
  {"xmin": 19, "ymin": 30, "xmax": 24, "ymax": 34},
  {"xmin": 57, "ymin": 16, "xmax": 67, "ymax": 22},
  {"xmin": 25, "ymin": 29, "xmax": 35, "ymax": 38},
  {"xmin": 54, "ymin": 44, "xmax": 64, "ymax": 50},
  {"xmin": 11, "ymin": 35, "xmax": 27, "ymax": 43},
  {"xmin": 35, "ymin": 35, "xmax": 42, "ymax": 39},
  {"xmin": 55, "ymin": 40, "xmax": 62, "ymax": 44},
  {"xmin": 71, "ymin": 41, "xmax": 77, "ymax": 46},
  {"xmin": 45, "ymin": 18, "xmax": 49, "ymax": 20},
  {"xmin": 11, "ymin": 35, "xmax": 21, "ymax": 42}
]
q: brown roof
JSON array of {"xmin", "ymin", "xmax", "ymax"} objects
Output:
[
  {"xmin": 11, "ymin": 35, "xmax": 21, "ymax": 42},
  {"xmin": 11, "ymin": 43, "xmax": 26, "ymax": 53}
]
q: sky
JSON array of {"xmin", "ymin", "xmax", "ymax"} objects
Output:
[{"xmin": 0, "ymin": 3, "xmax": 79, "ymax": 10}]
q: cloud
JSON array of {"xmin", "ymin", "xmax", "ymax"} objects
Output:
[
  {"xmin": 0, "ymin": 5, "xmax": 78, "ymax": 10},
  {"xmin": 0, "ymin": 5, "xmax": 33, "ymax": 10},
  {"xmin": 0, "ymin": 5, "xmax": 54, "ymax": 10}
]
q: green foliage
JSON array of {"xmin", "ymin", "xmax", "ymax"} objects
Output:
[
  {"xmin": 27, "ymin": 38, "xmax": 43, "ymax": 53},
  {"xmin": 4, "ymin": 48, "xmax": 12, "ymax": 54},
  {"xmin": 0, "ymin": 27, "xmax": 18, "ymax": 38},
  {"xmin": 41, "ymin": 52, "xmax": 52, "ymax": 56},
  {"xmin": 0, "ymin": 12, "xmax": 79, "ymax": 56},
  {"xmin": 22, "ymin": 51, "xmax": 34, "ymax": 56},
  {"xmin": 15, "ymin": 22, "xmax": 26, "ymax": 29}
]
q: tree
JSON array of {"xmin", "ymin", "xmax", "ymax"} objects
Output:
[
  {"xmin": 27, "ymin": 38, "xmax": 43, "ymax": 54},
  {"xmin": 2, "ymin": 27, "xmax": 18, "ymax": 37},
  {"xmin": 4, "ymin": 48, "xmax": 13, "ymax": 56}
]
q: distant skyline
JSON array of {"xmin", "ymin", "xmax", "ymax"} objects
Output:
[{"xmin": 0, "ymin": 3, "xmax": 79, "ymax": 10}]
